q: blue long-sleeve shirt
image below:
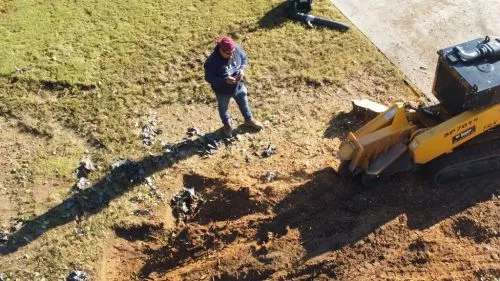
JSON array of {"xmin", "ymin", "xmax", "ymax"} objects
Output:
[{"xmin": 204, "ymin": 45, "xmax": 248, "ymax": 95}]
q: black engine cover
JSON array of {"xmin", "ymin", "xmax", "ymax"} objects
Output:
[
  {"xmin": 433, "ymin": 37, "xmax": 500, "ymax": 114},
  {"xmin": 287, "ymin": 0, "xmax": 312, "ymax": 14}
]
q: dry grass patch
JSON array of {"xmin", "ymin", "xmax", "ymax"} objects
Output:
[{"xmin": 0, "ymin": 0, "xmax": 416, "ymax": 280}]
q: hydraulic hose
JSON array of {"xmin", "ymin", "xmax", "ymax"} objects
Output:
[{"xmin": 290, "ymin": 12, "xmax": 349, "ymax": 32}]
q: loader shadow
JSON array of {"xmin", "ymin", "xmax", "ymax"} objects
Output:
[
  {"xmin": 302, "ymin": 108, "xmax": 500, "ymax": 260},
  {"xmin": 257, "ymin": 168, "xmax": 500, "ymax": 260},
  {"xmin": 323, "ymin": 110, "xmax": 373, "ymax": 139},
  {"xmin": 0, "ymin": 130, "xmax": 227, "ymax": 255}
]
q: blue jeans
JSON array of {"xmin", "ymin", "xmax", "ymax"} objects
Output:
[{"xmin": 216, "ymin": 84, "xmax": 253, "ymax": 126}]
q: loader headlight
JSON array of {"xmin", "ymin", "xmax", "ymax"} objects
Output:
[{"xmin": 410, "ymin": 140, "xmax": 418, "ymax": 149}]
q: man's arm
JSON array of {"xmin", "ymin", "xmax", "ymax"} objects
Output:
[
  {"xmin": 235, "ymin": 46, "xmax": 248, "ymax": 81},
  {"xmin": 238, "ymin": 45, "xmax": 248, "ymax": 70},
  {"xmin": 204, "ymin": 59, "xmax": 227, "ymax": 85}
]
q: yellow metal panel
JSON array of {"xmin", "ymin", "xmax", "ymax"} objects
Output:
[
  {"xmin": 340, "ymin": 106, "xmax": 401, "ymax": 161},
  {"xmin": 354, "ymin": 105, "xmax": 402, "ymax": 137},
  {"xmin": 341, "ymin": 105, "xmax": 417, "ymax": 171},
  {"xmin": 409, "ymin": 104, "xmax": 500, "ymax": 164}
]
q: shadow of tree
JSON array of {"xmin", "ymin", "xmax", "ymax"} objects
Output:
[
  {"xmin": 0, "ymin": 130, "xmax": 227, "ymax": 255},
  {"xmin": 128, "ymin": 106, "xmax": 500, "ymax": 279},
  {"xmin": 138, "ymin": 173, "xmax": 268, "ymax": 277},
  {"xmin": 258, "ymin": 2, "xmax": 289, "ymax": 29},
  {"xmin": 0, "ymin": 72, "xmax": 97, "ymax": 91},
  {"xmin": 134, "ymin": 157, "xmax": 498, "ymax": 279},
  {"xmin": 258, "ymin": 168, "xmax": 499, "ymax": 261},
  {"xmin": 182, "ymin": 173, "xmax": 267, "ymax": 225}
]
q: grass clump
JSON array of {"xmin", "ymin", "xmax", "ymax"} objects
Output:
[
  {"xmin": 0, "ymin": 0, "xmax": 413, "ymax": 279},
  {"xmin": 0, "ymin": 0, "xmax": 406, "ymax": 154}
]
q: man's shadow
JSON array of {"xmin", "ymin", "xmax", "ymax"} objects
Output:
[{"xmin": 0, "ymin": 129, "xmax": 229, "ymax": 255}]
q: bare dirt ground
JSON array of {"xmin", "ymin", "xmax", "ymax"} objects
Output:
[
  {"xmin": 97, "ymin": 70, "xmax": 500, "ymax": 281},
  {"xmin": 0, "ymin": 118, "xmax": 85, "ymax": 228},
  {"xmin": 1, "ymin": 1, "xmax": 499, "ymax": 280}
]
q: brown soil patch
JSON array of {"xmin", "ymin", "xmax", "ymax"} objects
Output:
[
  {"xmin": 95, "ymin": 68, "xmax": 499, "ymax": 281},
  {"xmin": 0, "ymin": 119, "xmax": 81, "ymax": 225}
]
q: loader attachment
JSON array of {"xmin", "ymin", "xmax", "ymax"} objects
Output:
[
  {"xmin": 339, "ymin": 104, "xmax": 417, "ymax": 175},
  {"xmin": 338, "ymin": 37, "xmax": 500, "ymax": 186}
]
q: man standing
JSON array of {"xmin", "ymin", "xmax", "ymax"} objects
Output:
[{"xmin": 204, "ymin": 36, "xmax": 263, "ymax": 137}]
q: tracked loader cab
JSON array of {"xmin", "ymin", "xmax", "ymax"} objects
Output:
[{"xmin": 339, "ymin": 36, "xmax": 500, "ymax": 186}]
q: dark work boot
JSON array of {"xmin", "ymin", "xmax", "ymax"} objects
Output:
[
  {"xmin": 244, "ymin": 119, "xmax": 264, "ymax": 130},
  {"xmin": 223, "ymin": 123, "xmax": 233, "ymax": 138}
]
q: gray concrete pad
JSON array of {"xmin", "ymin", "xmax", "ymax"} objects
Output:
[{"xmin": 332, "ymin": 0, "xmax": 500, "ymax": 101}]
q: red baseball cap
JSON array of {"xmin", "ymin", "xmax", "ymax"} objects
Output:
[{"xmin": 217, "ymin": 36, "xmax": 236, "ymax": 52}]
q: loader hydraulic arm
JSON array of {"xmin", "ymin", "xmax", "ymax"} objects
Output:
[{"xmin": 409, "ymin": 104, "xmax": 500, "ymax": 164}]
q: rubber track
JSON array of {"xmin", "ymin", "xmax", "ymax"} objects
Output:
[{"xmin": 425, "ymin": 139, "xmax": 500, "ymax": 187}]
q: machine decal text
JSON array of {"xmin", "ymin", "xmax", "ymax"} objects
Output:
[
  {"xmin": 444, "ymin": 118, "xmax": 478, "ymax": 138},
  {"xmin": 452, "ymin": 126, "xmax": 476, "ymax": 144}
]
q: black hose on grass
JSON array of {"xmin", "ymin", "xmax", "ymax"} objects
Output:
[
  {"xmin": 291, "ymin": 12, "xmax": 349, "ymax": 32},
  {"xmin": 285, "ymin": 0, "xmax": 349, "ymax": 32}
]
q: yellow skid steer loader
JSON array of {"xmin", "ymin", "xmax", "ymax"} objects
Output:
[{"xmin": 339, "ymin": 36, "xmax": 500, "ymax": 186}]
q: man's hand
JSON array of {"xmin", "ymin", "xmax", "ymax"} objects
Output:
[
  {"xmin": 236, "ymin": 70, "xmax": 245, "ymax": 81},
  {"xmin": 226, "ymin": 76, "xmax": 237, "ymax": 85}
]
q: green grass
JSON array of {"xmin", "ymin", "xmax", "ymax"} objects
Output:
[
  {"xmin": 0, "ymin": 0, "xmax": 412, "ymax": 279},
  {"xmin": 0, "ymin": 0, "xmax": 403, "ymax": 154}
]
